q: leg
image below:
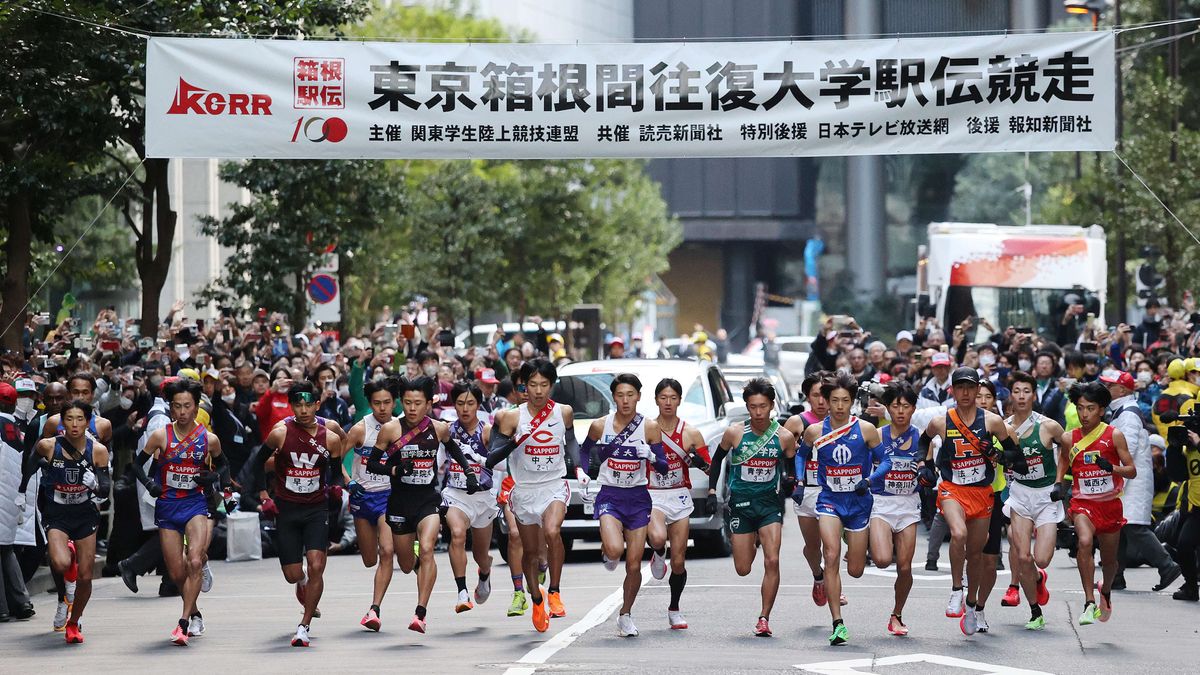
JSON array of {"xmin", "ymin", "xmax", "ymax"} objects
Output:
[
  {"xmin": 300, "ymin": 549, "xmax": 326, "ymax": 626},
  {"xmin": 517, "ymin": 522, "xmax": 545, "ymax": 602},
  {"xmin": 844, "ymin": 527, "xmax": 869, "ymax": 578},
  {"xmin": 355, "ymin": 516, "xmax": 380, "ymax": 568},
  {"xmin": 393, "ymin": 532, "xmax": 416, "ymax": 574},
  {"xmin": 159, "ymin": 528, "xmax": 188, "ymax": 591},
  {"xmin": 869, "ymin": 518, "xmax": 895, "ymax": 568},
  {"xmin": 598, "ymin": 514, "xmax": 627, "ymax": 564},
  {"xmin": 414, "ymin": 514, "xmax": 440, "ymax": 609},
  {"xmin": 940, "ymin": 500, "xmax": 969, "ymax": 588},
  {"xmin": 798, "ymin": 515, "xmax": 825, "ymax": 577},
  {"xmin": 963, "ymin": 518, "xmax": 991, "ymax": 606},
  {"xmin": 445, "ymin": 507, "xmax": 471, "ymax": 581},
  {"xmin": 66, "ymin": 534, "xmax": 97, "ymax": 623},
  {"xmin": 504, "ymin": 504, "xmax": 525, "ymax": 588},
  {"xmin": 647, "ymin": 509, "xmax": 668, "ymax": 555},
  {"xmin": 731, "ymin": 532, "xmax": 759, "ymax": 577},
  {"xmin": 757, "ymin": 522, "xmax": 782, "ymax": 620},
  {"xmin": 180, "ymin": 516, "xmax": 208, "ymax": 620},
  {"xmin": 541, "ymin": 500, "xmax": 567, "ymax": 590},
  {"xmin": 1074, "ymin": 514, "xmax": 1097, "ymax": 603},
  {"xmin": 1010, "ymin": 515, "xmax": 1040, "ymax": 605},
  {"xmin": 471, "ymin": 523, "xmax": 495, "ymax": 573},
  {"xmin": 621, "ymin": 525, "xmax": 648, "ymax": 614},
  {"xmin": 818, "ymin": 517, "xmax": 845, "ymax": 621},
  {"xmin": 892, "ymin": 525, "xmax": 917, "ymax": 616},
  {"xmin": 1032, "ymin": 522, "xmax": 1058, "ymax": 569},
  {"xmin": 667, "ymin": 518, "xmax": 690, "ymax": 611},
  {"xmin": 1097, "ymin": 530, "xmax": 1121, "ymax": 594}
]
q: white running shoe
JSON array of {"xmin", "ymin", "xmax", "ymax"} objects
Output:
[
  {"xmin": 201, "ymin": 562, "xmax": 213, "ymax": 593},
  {"xmin": 474, "ymin": 574, "xmax": 492, "ymax": 605},
  {"xmin": 976, "ymin": 609, "xmax": 990, "ymax": 634},
  {"xmin": 617, "ymin": 613, "xmax": 639, "ymax": 637},
  {"xmin": 291, "ymin": 624, "xmax": 310, "ymax": 647},
  {"xmin": 455, "ymin": 588, "xmax": 474, "ymax": 613},
  {"xmin": 53, "ymin": 601, "xmax": 70, "ymax": 631},
  {"xmin": 65, "ymin": 580, "xmax": 76, "ymax": 604},
  {"xmin": 961, "ymin": 605, "xmax": 979, "ymax": 636},
  {"xmin": 650, "ymin": 550, "xmax": 667, "ymax": 580},
  {"xmin": 946, "ymin": 588, "xmax": 965, "ymax": 617},
  {"xmin": 668, "ymin": 610, "xmax": 688, "ymax": 630},
  {"xmin": 602, "ymin": 554, "xmax": 620, "ymax": 572},
  {"xmin": 187, "ymin": 614, "xmax": 205, "ymax": 637}
]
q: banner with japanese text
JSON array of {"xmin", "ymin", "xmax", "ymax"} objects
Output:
[{"xmin": 145, "ymin": 32, "xmax": 1114, "ymax": 159}]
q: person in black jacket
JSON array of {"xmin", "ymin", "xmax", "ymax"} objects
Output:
[{"xmin": 210, "ymin": 375, "xmax": 259, "ymax": 482}]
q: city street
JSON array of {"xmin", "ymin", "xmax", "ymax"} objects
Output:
[{"xmin": 2, "ymin": 517, "xmax": 1195, "ymax": 674}]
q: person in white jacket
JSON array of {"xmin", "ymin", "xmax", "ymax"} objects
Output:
[
  {"xmin": 0, "ymin": 384, "xmax": 34, "ymax": 621},
  {"xmin": 1101, "ymin": 370, "xmax": 1182, "ymax": 592}
]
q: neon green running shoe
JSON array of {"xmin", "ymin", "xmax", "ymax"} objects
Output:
[
  {"xmin": 829, "ymin": 622, "xmax": 849, "ymax": 646},
  {"xmin": 507, "ymin": 591, "xmax": 529, "ymax": 617},
  {"xmin": 1078, "ymin": 602, "xmax": 1099, "ymax": 626},
  {"xmin": 1025, "ymin": 615, "xmax": 1047, "ymax": 631}
]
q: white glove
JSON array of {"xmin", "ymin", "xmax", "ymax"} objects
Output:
[
  {"xmin": 574, "ymin": 467, "xmax": 590, "ymax": 487},
  {"xmin": 15, "ymin": 493, "xmax": 27, "ymax": 525},
  {"xmin": 82, "ymin": 469, "xmax": 98, "ymax": 492},
  {"xmin": 636, "ymin": 445, "xmax": 654, "ymax": 460}
]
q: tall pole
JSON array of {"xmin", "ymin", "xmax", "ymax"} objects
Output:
[
  {"xmin": 843, "ymin": 0, "xmax": 886, "ymax": 302},
  {"xmin": 1114, "ymin": 0, "xmax": 1127, "ymax": 322}
]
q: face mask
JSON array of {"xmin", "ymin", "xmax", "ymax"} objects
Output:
[
  {"xmin": 422, "ymin": 364, "xmax": 438, "ymax": 377},
  {"xmin": 338, "ymin": 385, "xmax": 349, "ymax": 398},
  {"xmin": 119, "ymin": 396, "xmax": 134, "ymax": 410},
  {"xmin": 15, "ymin": 398, "xmax": 34, "ymax": 416},
  {"xmin": 979, "ymin": 354, "xmax": 996, "ymax": 367},
  {"xmin": 1136, "ymin": 371, "xmax": 1153, "ymax": 386},
  {"xmin": 278, "ymin": 384, "xmax": 290, "ymax": 394},
  {"xmin": 222, "ymin": 393, "xmax": 236, "ymax": 404},
  {"xmin": 373, "ymin": 373, "xmax": 387, "ymax": 382},
  {"xmin": 1018, "ymin": 359, "xmax": 1032, "ymax": 372}
]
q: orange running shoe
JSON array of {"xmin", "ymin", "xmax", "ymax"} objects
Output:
[
  {"xmin": 64, "ymin": 622, "xmax": 84, "ymax": 644},
  {"xmin": 547, "ymin": 591, "xmax": 565, "ymax": 618},
  {"xmin": 1037, "ymin": 569, "xmax": 1051, "ymax": 606},
  {"xmin": 170, "ymin": 624, "xmax": 189, "ymax": 646},
  {"xmin": 1001, "ymin": 584, "xmax": 1021, "ymax": 607},
  {"xmin": 531, "ymin": 590, "xmax": 550, "ymax": 633}
]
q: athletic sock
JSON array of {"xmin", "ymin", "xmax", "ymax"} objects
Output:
[
  {"xmin": 478, "ymin": 571, "xmax": 490, "ymax": 582},
  {"xmin": 415, "ymin": 605, "xmax": 427, "ymax": 620},
  {"xmin": 668, "ymin": 571, "xmax": 687, "ymax": 611},
  {"xmin": 832, "ymin": 618, "xmax": 844, "ymax": 628},
  {"xmin": 953, "ymin": 586, "xmax": 963, "ymax": 592},
  {"xmin": 813, "ymin": 571, "xmax": 824, "ymax": 583},
  {"xmin": 653, "ymin": 546, "xmax": 666, "ymax": 557},
  {"xmin": 548, "ymin": 585, "xmax": 559, "ymax": 594},
  {"xmin": 975, "ymin": 602, "xmax": 985, "ymax": 611},
  {"xmin": 1007, "ymin": 583, "xmax": 1019, "ymax": 591},
  {"xmin": 511, "ymin": 574, "xmax": 524, "ymax": 591},
  {"xmin": 455, "ymin": 576, "xmax": 468, "ymax": 593},
  {"xmin": 178, "ymin": 618, "xmax": 189, "ymax": 631},
  {"xmin": 191, "ymin": 610, "xmax": 202, "ymax": 619},
  {"xmin": 53, "ymin": 571, "xmax": 66, "ymax": 601},
  {"xmin": 1030, "ymin": 604, "xmax": 1042, "ymax": 619},
  {"xmin": 370, "ymin": 604, "xmax": 381, "ymax": 616}
]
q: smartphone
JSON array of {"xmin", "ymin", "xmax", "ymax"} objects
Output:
[
  {"xmin": 196, "ymin": 319, "xmax": 206, "ymax": 332},
  {"xmin": 382, "ymin": 323, "xmax": 399, "ymax": 342},
  {"xmin": 400, "ymin": 324, "xmax": 416, "ymax": 340},
  {"xmin": 831, "ymin": 314, "xmax": 851, "ymax": 330},
  {"xmin": 138, "ymin": 337, "xmax": 155, "ymax": 350},
  {"xmin": 1014, "ymin": 326, "xmax": 1033, "ymax": 335},
  {"xmin": 1079, "ymin": 341, "xmax": 1099, "ymax": 353},
  {"xmin": 99, "ymin": 339, "xmax": 121, "ymax": 352},
  {"xmin": 320, "ymin": 353, "xmax": 335, "ymax": 364}
]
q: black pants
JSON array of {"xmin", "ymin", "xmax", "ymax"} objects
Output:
[
  {"xmin": 1178, "ymin": 507, "xmax": 1200, "ymax": 585},
  {"xmin": 1117, "ymin": 524, "xmax": 1176, "ymax": 575}
]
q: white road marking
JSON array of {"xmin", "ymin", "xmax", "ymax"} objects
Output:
[
  {"xmin": 861, "ymin": 566, "xmax": 1011, "ymax": 581},
  {"xmin": 504, "ymin": 563, "xmax": 651, "ymax": 675},
  {"xmin": 795, "ymin": 652, "xmax": 1054, "ymax": 674}
]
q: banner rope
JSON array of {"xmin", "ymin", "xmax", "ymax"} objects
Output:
[{"xmin": 1112, "ymin": 151, "xmax": 1200, "ymax": 248}]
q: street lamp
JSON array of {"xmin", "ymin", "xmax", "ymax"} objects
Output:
[{"xmin": 1064, "ymin": 1, "xmax": 1104, "ymax": 30}]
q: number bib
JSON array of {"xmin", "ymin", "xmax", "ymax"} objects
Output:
[
  {"xmin": 446, "ymin": 462, "xmax": 484, "ymax": 490},
  {"xmin": 951, "ymin": 456, "xmax": 987, "ymax": 484},
  {"xmin": 1020, "ymin": 454, "xmax": 1046, "ymax": 481},
  {"xmin": 523, "ymin": 446, "xmax": 561, "ymax": 472},
  {"xmin": 804, "ymin": 460, "xmax": 819, "ymax": 486},
  {"xmin": 53, "ymin": 485, "xmax": 89, "ymax": 505},
  {"xmin": 166, "ymin": 464, "xmax": 199, "ymax": 491},
  {"xmin": 284, "ymin": 467, "xmax": 321, "ymax": 494},
  {"xmin": 402, "ymin": 453, "xmax": 436, "ymax": 485},
  {"xmin": 740, "ymin": 457, "xmax": 777, "ymax": 483},
  {"xmin": 601, "ymin": 457, "xmax": 645, "ymax": 487},
  {"xmin": 357, "ymin": 451, "xmax": 391, "ymax": 490},
  {"xmin": 649, "ymin": 454, "xmax": 686, "ymax": 489},
  {"xmin": 884, "ymin": 459, "xmax": 917, "ymax": 495},
  {"xmin": 825, "ymin": 465, "xmax": 862, "ymax": 492},
  {"xmin": 1077, "ymin": 459, "xmax": 1115, "ymax": 495}
]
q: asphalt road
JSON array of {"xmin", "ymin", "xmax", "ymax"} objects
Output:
[{"xmin": 1, "ymin": 516, "xmax": 1197, "ymax": 674}]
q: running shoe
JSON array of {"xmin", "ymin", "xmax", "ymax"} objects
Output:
[
  {"xmin": 187, "ymin": 614, "xmax": 205, "ymax": 637},
  {"xmin": 547, "ymin": 591, "xmax": 565, "ymax": 618},
  {"xmin": 976, "ymin": 610, "xmax": 990, "ymax": 633},
  {"xmin": 474, "ymin": 569, "xmax": 492, "ymax": 605},
  {"xmin": 290, "ymin": 624, "xmax": 309, "ymax": 647},
  {"xmin": 53, "ymin": 601, "xmax": 70, "ymax": 632},
  {"xmin": 361, "ymin": 608, "xmax": 381, "ymax": 632},
  {"xmin": 65, "ymin": 580, "xmax": 76, "ymax": 604},
  {"xmin": 118, "ymin": 559, "xmax": 139, "ymax": 594},
  {"xmin": 650, "ymin": 550, "xmax": 667, "ymax": 580},
  {"xmin": 839, "ymin": 594, "xmax": 848, "ymax": 606},
  {"xmin": 508, "ymin": 591, "xmax": 529, "ymax": 617},
  {"xmin": 408, "ymin": 615, "xmax": 426, "ymax": 634},
  {"xmin": 668, "ymin": 610, "xmax": 688, "ymax": 630},
  {"xmin": 1025, "ymin": 614, "xmax": 1047, "ymax": 631},
  {"xmin": 1078, "ymin": 601, "xmax": 1099, "ymax": 626},
  {"xmin": 456, "ymin": 589, "xmax": 474, "ymax": 613},
  {"xmin": 946, "ymin": 589, "xmax": 965, "ymax": 618},
  {"xmin": 886, "ymin": 614, "xmax": 908, "ymax": 636},
  {"xmin": 925, "ymin": 558, "xmax": 939, "ymax": 571},
  {"xmin": 64, "ymin": 622, "xmax": 83, "ymax": 644},
  {"xmin": 960, "ymin": 605, "xmax": 979, "ymax": 635},
  {"xmin": 1001, "ymin": 584, "xmax": 1021, "ymax": 607},
  {"xmin": 171, "ymin": 624, "xmax": 189, "ymax": 646},
  {"xmin": 754, "ymin": 616, "xmax": 772, "ymax": 637},
  {"xmin": 1097, "ymin": 583, "xmax": 1112, "ymax": 622},
  {"xmin": 602, "ymin": 554, "xmax": 619, "ymax": 572},
  {"xmin": 616, "ymin": 613, "xmax": 639, "ymax": 637},
  {"xmin": 201, "ymin": 561, "xmax": 213, "ymax": 593},
  {"xmin": 1037, "ymin": 569, "xmax": 1051, "ymax": 606},
  {"xmin": 531, "ymin": 591, "xmax": 550, "ymax": 633},
  {"xmin": 829, "ymin": 622, "xmax": 849, "ymax": 646},
  {"xmin": 812, "ymin": 578, "xmax": 828, "ymax": 606}
]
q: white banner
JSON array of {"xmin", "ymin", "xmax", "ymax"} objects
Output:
[{"xmin": 146, "ymin": 32, "xmax": 1115, "ymax": 159}]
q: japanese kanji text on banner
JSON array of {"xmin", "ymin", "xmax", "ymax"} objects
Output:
[{"xmin": 145, "ymin": 32, "xmax": 1115, "ymax": 159}]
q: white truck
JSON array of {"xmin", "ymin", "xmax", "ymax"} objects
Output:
[{"xmin": 917, "ymin": 222, "xmax": 1107, "ymax": 341}]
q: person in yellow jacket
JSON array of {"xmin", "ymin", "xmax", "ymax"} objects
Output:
[{"xmin": 1152, "ymin": 359, "xmax": 1197, "ymax": 438}]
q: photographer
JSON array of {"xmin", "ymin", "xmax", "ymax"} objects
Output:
[{"xmin": 1166, "ymin": 420, "xmax": 1200, "ymax": 602}]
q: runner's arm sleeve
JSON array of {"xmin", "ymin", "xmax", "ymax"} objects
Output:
[
  {"xmin": 563, "ymin": 427, "xmax": 582, "ymax": 474},
  {"xmin": 94, "ymin": 465, "xmax": 112, "ymax": 497},
  {"xmin": 795, "ymin": 440, "xmax": 812, "ymax": 480},
  {"xmin": 918, "ymin": 432, "xmax": 933, "ymax": 461},
  {"xmin": 130, "ymin": 449, "xmax": 157, "ymax": 491},
  {"xmin": 780, "ymin": 451, "xmax": 796, "ymax": 481},
  {"xmin": 18, "ymin": 452, "xmax": 48, "ymax": 493},
  {"xmin": 707, "ymin": 445, "xmax": 730, "ymax": 492},
  {"xmin": 213, "ymin": 451, "xmax": 232, "ymax": 489},
  {"xmin": 650, "ymin": 442, "xmax": 669, "ymax": 474},
  {"xmin": 579, "ymin": 436, "xmax": 598, "ymax": 478},
  {"xmin": 484, "ymin": 429, "xmax": 518, "ymax": 470},
  {"xmin": 869, "ymin": 453, "xmax": 892, "ymax": 485},
  {"xmin": 366, "ymin": 445, "xmax": 393, "ymax": 476},
  {"xmin": 443, "ymin": 438, "xmax": 475, "ymax": 478},
  {"xmin": 349, "ymin": 360, "xmax": 369, "ymax": 422}
]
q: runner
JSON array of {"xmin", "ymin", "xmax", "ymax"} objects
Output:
[
  {"xmin": 784, "ymin": 372, "xmax": 847, "ymax": 609},
  {"xmin": 486, "ymin": 359, "xmax": 581, "ymax": 633},
  {"xmin": 868, "ymin": 382, "xmax": 922, "ymax": 637},
  {"xmin": 495, "ymin": 369, "xmax": 541, "ymax": 618},
  {"xmin": 707, "ymin": 378, "xmax": 798, "ymax": 638},
  {"xmin": 798, "ymin": 373, "xmax": 881, "ymax": 645},
  {"xmin": 21, "ymin": 400, "xmax": 109, "ymax": 644},
  {"xmin": 647, "ymin": 377, "xmax": 710, "ymax": 630},
  {"xmin": 441, "ymin": 381, "xmax": 497, "ymax": 614},
  {"xmin": 1001, "ymin": 372, "xmax": 1066, "ymax": 631},
  {"xmin": 972, "ymin": 379, "xmax": 1008, "ymax": 634},
  {"xmin": 368, "ymin": 376, "xmax": 480, "ymax": 634},
  {"xmin": 261, "ymin": 381, "xmax": 347, "ymax": 647},
  {"xmin": 1062, "ymin": 381, "xmax": 1135, "ymax": 626},
  {"xmin": 917, "ymin": 367, "xmax": 1026, "ymax": 636},
  {"xmin": 579, "ymin": 373, "xmax": 668, "ymax": 637},
  {"xmin": 344, "ymin": 378, "xmax": 397, "ymax": 632}
]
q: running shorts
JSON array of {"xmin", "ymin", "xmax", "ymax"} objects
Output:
[
  {"xmin": 349, "ymin": 489, "xmax": 389, "ymax": 523},
  {"xmin": 387, "ymin": 488, "xmax": 442, "ymax": 535},
  {"xmin": 650, "ymin": 487, "xmax": 694, "ymax": 525},
  {"xmin": 442, "ymin": 488, "xmax": 499, "ymax": 529},
  {"xmin": 275, "ymin": 501, "xmax": 328, "ymax": 566},
  {"xmin": 790, "ymin": 486, "xmax": 820, "ymax": 518},
  {"xmin": 155, "ymin": 494, "xmax": 210, "ymax": 532},
  {"xmin": 43, "ymin": 503, "xmax": 99, "ymax": 541},
  {"xmin": 1003, "ymin": 481, "xmax": 1064, "ymax": 529},
  {"xmin": 816, "ymin": 491, "xmax": 872, "ymax": 532},
  {"xmin": 937, "ymin": 481, "xmax": 994, "ymax": 521},
  {"xmin": 870, "ymin": 492, "xmax": 921, "ymax": 533},
  {"xmin": 508, "ymin": 480, "xmax": 570, "ymax": 527},
  {"xmin": 728, "ymin": 493, "xmax": 783, "ymax": 534},
  {"xmin": 1069, "ymin": 497, "xmax": 1126, "ymax": 535},
  {"xmin": 595, "ymin": 486, "xmax": 652, "ymax": 531}
]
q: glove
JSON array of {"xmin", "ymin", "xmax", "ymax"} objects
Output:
[
  {"xmin": 688, "ymin": 450, "xmax": 710, "ymax": 472},
  {"xmin": 705, "ymin": 493, "xmax": 719, "ymax": 515},
  {"xmin": 195, "ymin": 470, "xmax": 221, "ymax": 488},
  {"xmin": 1049, "ymin": 482, "xmax": 1064, "ymax": 502},
  {"xmin": 347, "ymin": 481, "xmax": 366, "ymax": 498},
  {"xmin": 853, "ymin": 478, "xmax": 870, "ymax": 496},
  {"xmin": 1095, "ymin": 456, "xmax": 1114, "ymax": 473},
  {"xmin": 636, "ymin": 445, "xmax": 653, "ymax": 460},
  {"xmin": 15, "ymin": 493, "xmax": 26, "ymax": 525},
  {"xmin": 779, "ymin": 475, "xmax": 798, "ymax": 503},
  {"xmin": 328, "ymin": 484, "xmax": 344, "ymax": 502},
  {"xmin": 399, "ymin": 458, "xmax": 415, "ymax": 476},
  {"xmin": 918, "ymin": 462, "xmax": 937, "ymax": 488},
  {"xmin": 465, "ymin": 473, "xmax": 481, "ymax": 495},
  {"xmin": 145, "ymin": 480, "xmax": 163, "ymax": 498},
  {"xmin": 260, "ymin": 497, "xmax": 279, "ymax": 519},
  {"xmin": 82, "ymin": 469, "xmax": 98, "ymax": 492},
  {"xmin": 1004, "ymin": 449, "xmax": 1029, "ymax": 476},
  {"xmin": 574, "ymin": 467, "xmax": 590, "ymax": 487}
]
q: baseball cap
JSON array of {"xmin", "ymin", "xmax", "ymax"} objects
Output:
[
  {"xmin": 896, "ymin": 330, "xmax": 914, "ymax": 343},
  {"xmin": 1148, "ymin": 434, "xmax": 1167, "ymax": 450},
  {"xmin": 203, "ymin": 368, "xmax": 221, "ymax": 381},
  {"xmin": 548, "ymin": 333, "xmax": 565, "ymax": 344},
  {"xmin": 951, "ymin": 366, "xmax": 980, "ymax": 385},
  {"xmin": 931, "ymin": 352, "xmax": 953, "ymax": 367},
  {"xmin": 1099, "ymin": 369, "xmax": 1136, "ymax": 390},
  {"xmin": 0, "ymin": 383, "xmax": 17, "ymax": 406},
  {"xmin": 14, "ymin": 378, "xmax": 36, "ymax": 394},
  {"xmin": 610, "ymin": 337, "xmax": 625, "ymax": 347},
  {"xmin": 178, "ymin": 368, "xmax": 201, "ymax": 381},
  {"xmin": 475, "ymin": 368, "xmax": 500, "ymax": 384}
]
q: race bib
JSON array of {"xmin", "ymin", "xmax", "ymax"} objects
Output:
[
  {"xmin": 649, "ymin": 454, "xmax": 686, "ymax": 489},
  {"xmin": 54, "ymin": 485, "xmax": 89, "ymax": 505},
  {"xmin": 285, "ymin": 466, "xmax": 321, "ymax": 494},
  {"xmin": 825, "ymin": 465, "xmax": 862, "ymax": 492},
  {"xmin": 357, "ymin": 450, "xmax": 391, "ymax": 489},
  {"xmin": 884, "ymin": 458, "xmax": 917, "ymax": 495},
  {"xmin": 446, "ymin": 462, "xmax": 484, "ymax": 490},
  {"xmin": 805, "ymin": 460, "xmax": 819, "ymax": 486},
  {"xmin": 166, "ymin": 465, "xmax": 199, "ymax": 491},
  {"xmin": 740, "ymin": 457, "xmax": 776, "ymax": 483},
  {"xmin": 1078, "ymin": 473, "xmax": 1114, "ymax": 495},
  {"xmin": 523, "ymin": 445, "xmax": 561, "ymax": 472},
  {"xmin": 1019, "ymin": 454, "xmax": 1045, "ymax": 480},
  {"xmin": 951, "ymin": 456, "xmax": 987, "ymax": 485},
  {"xmin": 402, "ymin": 456, "xmax": 436, "ymax": 485},
  {"xmin": 601, "ymin": 457, "xmax": 645, "ymax": 488}
]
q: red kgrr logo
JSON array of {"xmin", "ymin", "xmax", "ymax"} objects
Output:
[{"xmin": 167, "ymin": 77, "xmax": 272, "ymax": 115}]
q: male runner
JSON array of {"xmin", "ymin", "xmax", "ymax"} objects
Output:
[
  {"xmin": 262, "ymin": 381, "xmax": 347, "ymax": 647},
  {"xmin": 971, "ymin": 379, "xmax": 1008, "ymax": 634},
  {"xmin": 131, "ymin": 379, "xmax": 227, "ymax": 645},
  {"xmin": 798, "ymin": 373, "xmax": 881, "ymax": 645},
  {"xmin": 580, "ymin": 374, "xmax": 668, "ymax": 636},
  {"xmin": 918, "ymin": 367, "xmax": 1025, "ymax": 636},
  {"xmin": 1000, "ymin": 372, "xmax": 1065, "ymax": 630},
  {"xmin": 368, "ymin": 376, "xmax": 479, "ymax": 633},
  {"xmin": 785, "ymin": 372, "xmax": 846, "ymax": 608},
  {"xmin": 868, "ymin": 382, "xmax": 922, "ymax": 637},
  {"xmin": 1062, "ymin": 382, "xmax": 1135, "ymax": 625},
  {"xmin": 486, "ymin": 359, "xmax": 580, "ymax": 633},
  {"xmin": 344, "ymin": 378, "xmax": 396, "ymax": 631},
  {"xmin": 442, "ymin": 381, "xmax": 496, "ymax": 614},
  {"xmin": 495, "ymin": 369, "xmax": 542, "ymax": 617},
  {"xmin": 707, "ymin": 378, "xmax": 798, "ymax": 638},
  {"xmin": 647, "ymin": 377, "xmax": 710, "ymax": 630},
  {"xmin": 22, "ymin": 401, "xmax": 109, "ymax": 643}
]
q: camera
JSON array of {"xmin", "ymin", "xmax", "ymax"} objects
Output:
[{"xmin": 1163, "ymin": 411, "xmax": 1200, "ymax": 447}]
